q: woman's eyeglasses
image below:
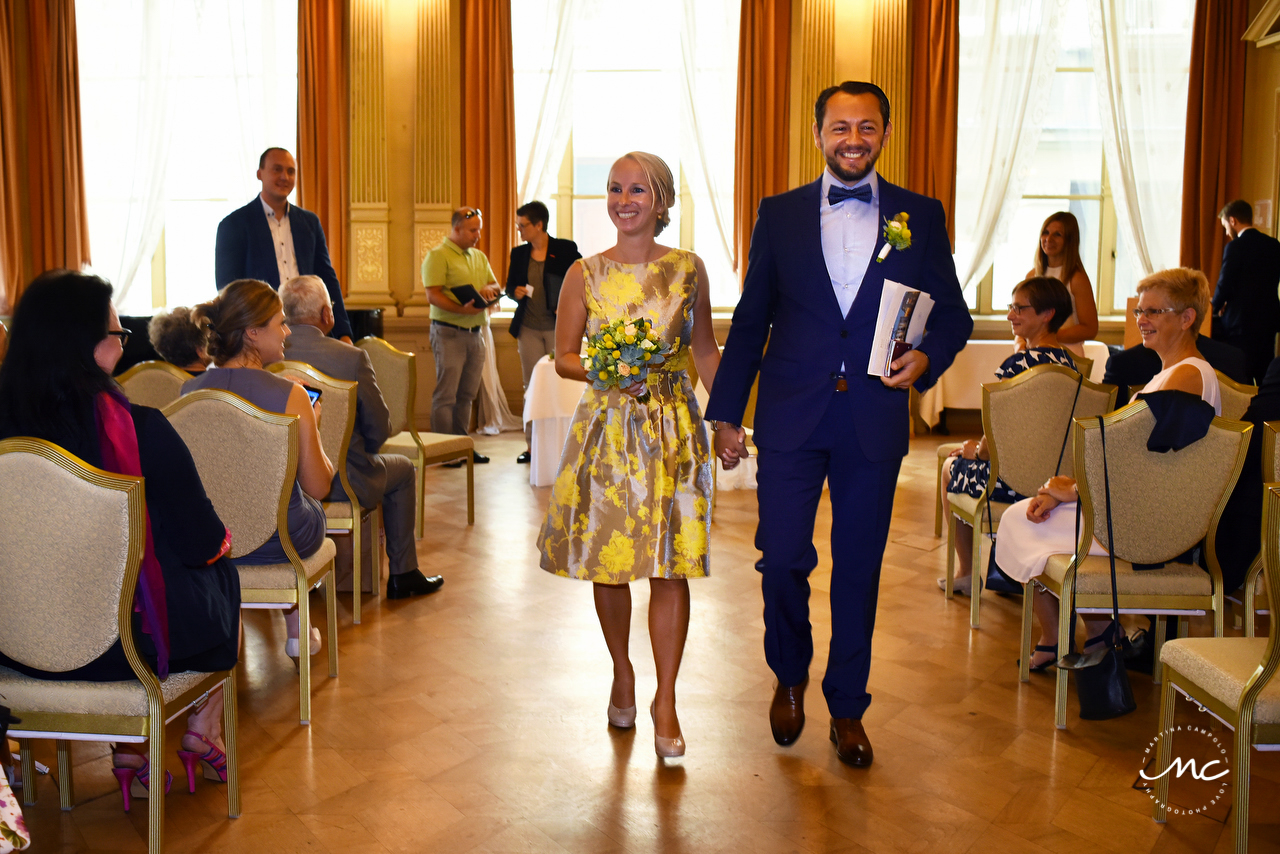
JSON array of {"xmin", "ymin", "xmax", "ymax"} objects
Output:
[
  {"xmin": 1007, "ymin": 303, "xmax": 1034, "ymax": 314},
  {"xmin": 107, "ymin": 328, "xmax": 131, "ymax": 347},
  {"xmin": 1131, "ymin": 307, "xmax": 1177, "ymax": 320}
]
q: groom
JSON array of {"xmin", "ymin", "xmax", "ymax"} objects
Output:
[{"xmin": 706, "ymin": 82, "xmax": 971, "ymax": 766}]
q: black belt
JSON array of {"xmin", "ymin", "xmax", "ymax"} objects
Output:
[
  {"xmin": 830, "ymin": 371, "xmax": 849, "ymax": 392},
  {"xmin": 433, "ymin": 320, "xmax": 482, "ymax": 333}
]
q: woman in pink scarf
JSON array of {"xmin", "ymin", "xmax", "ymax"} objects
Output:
[{"xmin": 0, "ymin": 271, "xmax": 240, "ymax": 810}]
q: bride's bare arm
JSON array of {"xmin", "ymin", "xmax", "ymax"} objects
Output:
[
  {"xmin": 554, "ymin": 263, "xmax": 588, "ymax": 383},
  {"xmin": 689, "ymin": 254, "xmax": 721, "ymax": 393}
]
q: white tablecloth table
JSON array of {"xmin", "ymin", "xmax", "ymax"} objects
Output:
[
  {"xmin": 523, "ymin": 357, "xmax": 585, "ymax": 487},
  {"xmin": 917, "ymin": 340, "xmax": 1110, "ymax": 428}
]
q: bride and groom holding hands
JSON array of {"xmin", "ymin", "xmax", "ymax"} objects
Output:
[{"xmin": 538, "ymin": 81, "xmax": 971, "ymax": 765}]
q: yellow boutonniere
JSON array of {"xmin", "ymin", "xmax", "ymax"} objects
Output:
[{"xmin": 877, "ymin": 212, "xmax": 912, "ymax": 262}]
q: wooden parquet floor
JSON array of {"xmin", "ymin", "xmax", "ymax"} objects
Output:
[{"xmin": 15, "ymin": 430, "xmax": 1280, "ymax": 853}]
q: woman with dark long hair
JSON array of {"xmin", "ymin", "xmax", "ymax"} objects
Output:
[
  {"xmin": 1025, "ymin": 211, "xmax": 1099, "ymax": 355},
  {"xmin": 0, "ymin": 270, "xmax": 240, "ymax": 809}
]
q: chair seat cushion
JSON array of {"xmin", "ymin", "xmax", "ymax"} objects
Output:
[
  {"xmin": 1043, "ymin": 554, "xmax": 1211, "ymax": 596},
  {"xmin": 235, "ymin": 537, "xmax": 336, "ymax": 589},
  {"xmin": 0, "ymin": 667, "xmax": 216, "ymax": 718},
  {"xmin": 379, "ymin": 431, "xmax": 474, "ymax": 460},
  {"xmin": 947, "ymin": 494, "xmax": 1011, "ymax": 527},
  {"xmin": 1160, "ymin": 637, "xmax": 1280, "ymax": 724}
]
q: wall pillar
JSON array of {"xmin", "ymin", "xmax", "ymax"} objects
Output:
[{"xmin": 347, "ymin": 0, "xmax": 392, "ymax": 309}]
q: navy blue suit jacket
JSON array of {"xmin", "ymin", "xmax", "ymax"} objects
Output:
[
  {"xmin": 705, "ymin": 177, "xmax": 972, "ymax": 460},
  {"xmin": 214, "ymin": 197, "xmax": 353, "ymax": 340}
]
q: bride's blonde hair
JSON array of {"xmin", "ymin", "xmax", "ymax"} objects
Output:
[{"xmin": 611, "ymin": 151, "xmax": 675, "ymax": 236}]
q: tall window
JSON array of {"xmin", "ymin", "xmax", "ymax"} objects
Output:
[
  {"xmin": 512, "ymin": 0, "xmax": 740, "ymax": 306},
  {"xmin": 78, "ymin": 0, "xmax": 297, "ymax": 316}
]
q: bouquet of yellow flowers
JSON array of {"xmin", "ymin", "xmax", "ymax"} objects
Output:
[{"xmin": 582, "ymin": 317, "xmax": 673, "ymax": 404}]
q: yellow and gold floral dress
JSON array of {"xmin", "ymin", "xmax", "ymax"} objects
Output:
[{"xmin": 539, "ymin": 248, "xmax": 713, "ymax": 583}]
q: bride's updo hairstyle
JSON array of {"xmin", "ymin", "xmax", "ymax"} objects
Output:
[
  {"xmin": 193, "ymin": 279, "xmax": 281, "ymax": 366},
  {"xmin": 615, "ymin": 151, "xmax": 676, "ymax": 236}
]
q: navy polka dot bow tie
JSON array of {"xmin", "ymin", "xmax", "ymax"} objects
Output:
[{"xmin": 827, "ymin": 184, "xmax": 873, "ymax": 205}]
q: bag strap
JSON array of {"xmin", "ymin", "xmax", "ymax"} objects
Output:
[
  {"xmin": 1066, "ymin": 495, "xmax": 1083, "ymax": 658},
  {"xmin": 1097, "ymin": 415, "xmax": 1124, "ymax": 637},
  {"xmin": 1054, "ymin": 373, "xmax": 1085, "ymax": 476}
]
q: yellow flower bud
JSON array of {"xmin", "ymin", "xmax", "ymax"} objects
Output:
[{"xmin": 612, "ymin": 350, "xmax": 621, "ymax": 359}]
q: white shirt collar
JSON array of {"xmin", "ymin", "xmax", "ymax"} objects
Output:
[
  {"xmin": 821, "ymin": 168, "xmax": 878, "ymax": 207},
  {"xmin": 260, "ymin": 196, "xmax": 289, "ymax": 221}
]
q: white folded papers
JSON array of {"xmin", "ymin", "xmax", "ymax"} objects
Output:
[{"xmin": 867, "ymin": 279, "xmax": 933, "ymax": 377}]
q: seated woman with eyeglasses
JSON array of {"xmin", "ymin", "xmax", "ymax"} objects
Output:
[
  {"xmin": 995, "ymin": 267, "xmax": 1221, "ymax": 671},
  {"xmin": 0, "ymin": 270, "xmax": 241, "ymax": 808},
  {"xmin": 939, "ymin": 276, "xmax": 1076, "ymax": 596}
]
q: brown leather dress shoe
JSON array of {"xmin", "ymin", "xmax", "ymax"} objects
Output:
[
  {"xmin": 769, "ymin": 679, "xmax": 807, "ymax": 745},
  {"xmin": 830, "ymin": 718, "xmax": 874, "ymax": 767}
]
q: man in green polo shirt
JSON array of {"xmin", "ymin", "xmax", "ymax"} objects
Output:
[{"xmin": 421, "ymin": 207, "xmax": 501, "ymax": 461}]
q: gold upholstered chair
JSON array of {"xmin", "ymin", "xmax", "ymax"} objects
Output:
[
  {"xmin": 943, "ymin": 364, "xmax": 1116, "ymax": 629},
  {"xmin": 164, "ymin": 390, "xmax": 338, "ymax": 726},
  {"xmin": 1216, "ymin": 370, "xmax": 1257, "ymax": 421},
  {"xmin": 1070, "ymin": 353, "xmax": 1093, "ymax": 384},
  {"xmin": 357, "ymin": 336, "xmax": 475, "ymax": 534},
  {"xmin": 934, "ymin": 442, "xmax": 964, "ymax": 537},
  {"xmin": 1024, "ymin": 401, "xmax": 1250, "ymax": 728},
  {"xmin": 1151, "ymin": 483, "xmax": 1280, "ymax": 853},
  {"xmin": 268, "ymin": 361, "xmax": 378, "ymax": 625},
  {"xmin": 1233, "ymin": 420, "xmax": 1280, "ymax": 637},
  {"xmin": 117, "ymin": 361, "xmax": 192, "ymax": 410},
  {"xmin": 0, "ymin": 437, "xmax": 240, "ymax": 851}
]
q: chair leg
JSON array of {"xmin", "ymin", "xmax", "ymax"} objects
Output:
[
  {"xmin": 55, "ymin": 739, "xmax": 72, "ymax": 811},
  {"xmin": 970, "ymin": 523, "xmax": 983, "ymax": 630},
  {"xmin": 223, "ymin": 670, "xmax": 240, "ymax": 818},
  {"xmin": 148, "ymin": 724, "xmax": 165, "ymax": 853},
  {"xmin": 1232, "ymin": 710, "xmax": 1253, "ymax": 854},
  {"xmin": 372, "ymin": 504, "xmax": 383, "ymax": 600},
  {"xmin": 466, "ymin": 454, "xmax": 475, "ymax": 525},
  {"xmin": 1019, "ymin": 582, "xmax": 1034, "ymax": 682},
  {"xmin": 934, "ymin": 455, "xmax": 945, "ymax": 538},
  {"xmin": 351, "ymin": 517, "xmax": 362, "ymax": 626},
  {"xmin": 297, "ymin": 587, "xmax": 312, "ymax": 726},
  {"xmin": 19, "ymin": 740, "xmax": 34, "ymax": 806},
  {"xmin": 944, "ymin": 511, "xmax": 956, "ymax": 599},
  {"xmin": 1246, "ymin": 595, "xmax": 1256, "ymax": 638},
  {"xmin": 326, "ymin": 567, "xmax": 339, "ymax": 679},
  {"xmin": 1153, "ymin": 675, "xmax": 1175, "ymax": 822},
  {"xmin": 1153, "ymin": 617, "xmax": 1167, "ymax": 686},
  {"xmin": 1055, "ymin": 581, "xmax": 1072, "ymax": 729}
]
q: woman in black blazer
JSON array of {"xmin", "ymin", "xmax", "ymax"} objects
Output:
[{"xmin": 506, "ymin": 200, "xmax": 582, "ymax": 463}]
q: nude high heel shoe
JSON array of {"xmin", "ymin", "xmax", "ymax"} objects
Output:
[
  {"xmin": 650, "ymin": 701, "xmax": 685, "ymax": 758},
  {"xmin": 607, "ymin": 701, "xmax": 637, "ymax": 728}
]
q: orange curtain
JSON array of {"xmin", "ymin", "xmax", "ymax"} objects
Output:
[
  {"xmin": 734, "ymin": 0, "xmax": 792, "ymax": 285},
  {"xmin": 298, "ymin": 0, "xmax": 349, "ymax": 294},
  {"xmin": 1179, "ymin": 0, "xmax": 1247, "ymax": 286},
  {"xmin": 907, "ymin": 0, "xmax": 958, "ymax": 247},
  {"xmin": 460, "ymin": 0, "xmax": 517, "ymax": 284},
  {"xmin": 0, "ymin": 0, "xmax": 89, "ymax": 312}
]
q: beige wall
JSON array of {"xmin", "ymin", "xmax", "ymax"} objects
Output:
[{"xmin": 1243, "ymin": 0, "xmax": 1280, "ymax": 234}]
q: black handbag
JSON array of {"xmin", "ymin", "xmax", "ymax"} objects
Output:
[
  {"xmin": 1058, "ymin": 415, "xmax": 1137, "ymax": 721},
  {"xmin": 985, "ymin": 372, "xmax": 1086, "ymax": 595}
]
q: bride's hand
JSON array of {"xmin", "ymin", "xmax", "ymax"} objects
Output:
[{"xmin": 620, "ymin": 381, "xmax": 647, "ymax": 399}]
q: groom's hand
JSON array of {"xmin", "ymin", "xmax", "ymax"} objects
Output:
[
  {"xmin": 882, "ymin": 349, "xmax": 930, "ymax": 389},
  {"xmin": 713, "ymin": 422, "xmax": 749, "ymax": 470}
]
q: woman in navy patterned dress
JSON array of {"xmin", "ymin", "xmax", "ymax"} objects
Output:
[{"xmin": 940, "ymin": 276, "xmax": 1078, "ymax": 595}]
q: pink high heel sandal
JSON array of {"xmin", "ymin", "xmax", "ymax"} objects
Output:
[
  {"xmin": 177, "ymin": 730, "xmax": 227, "ymax": 791},
  {"xmin": 111, "ymin": 756, "xmax": 173, "ymax": 812}
]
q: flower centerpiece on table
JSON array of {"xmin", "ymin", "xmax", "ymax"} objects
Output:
[{"xmin": 582, "ymin": 318, "xmax": 673, "ymax": 405}]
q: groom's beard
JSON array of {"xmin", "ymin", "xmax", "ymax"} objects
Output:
[{"xmin": 825, "ymin": 144, "xmax": 881, "ymax": 184}]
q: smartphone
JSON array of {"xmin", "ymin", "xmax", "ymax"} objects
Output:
[{"xmin": 303, "ymin": 385, "xmax": 323, "ymax": 405}]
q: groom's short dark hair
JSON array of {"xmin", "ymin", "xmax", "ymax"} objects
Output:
[{"xmin": 814, "ymin": 82, "xmax": 891, "ymax": 128}]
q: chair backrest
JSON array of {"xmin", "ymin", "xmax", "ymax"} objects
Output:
[
  {"xmin": 1072, "ymin": 353, "xmax": 1094, "ymax": 383},
  {"xmin": 267, "ymin": 361, "xmax": 356, "ymax": 494},
  {"xmin": 117, "ymin": 361, "xmax": 192, "ymax": 409},
  {"xmin": 1265, "ymin": 422, "xmax": 1280, "ymax": 482},
  {"xmin": 163, "ymin": 390, "xmax": 299, "ymax": 560},
  {"xmin": 1249, "ymin": 484, "xmax": 1280, "ymax": 714},
  {"xmin": 983, "ymin": 364, "xmax": 1118, "ymax": 497},
  {"xmin": 1216, "ymin": 370, "xmax": 1257, "ymax": 421},
  {"xmin": 0, "ymin": 438, "xmax": 145, "ymax": 674},
  {"xmin": 1074, "ymin": 401, "xmax": 1251, "ymax": 564},
  {"xmin": 358, "ymin": 336, "xmax": 415, "ymax": 437}
]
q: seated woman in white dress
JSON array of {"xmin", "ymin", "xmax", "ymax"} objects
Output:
[{"xmin": 995, "ymin": 268, "xmax": 1221, "ymax": 671}]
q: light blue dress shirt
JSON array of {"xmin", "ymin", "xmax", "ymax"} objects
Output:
[{"xmin": 820, "ymin": 168, "xmax": 880, "ymax": 319}]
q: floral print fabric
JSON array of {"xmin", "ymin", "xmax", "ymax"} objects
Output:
[{"xmin": 539, "ymin": 249, "xmax": 713, "ymax": 583}]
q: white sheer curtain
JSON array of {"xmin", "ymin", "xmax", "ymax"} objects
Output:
[
  {"xmin": 954, "ymin": 0, "xmax": 1065, "ymax": 298},
  {"xmin": 513, "ymin": 0, "xmax": 581, "ymax": 204},
  {"xmin": 78, "ymin": 0, "xmax": 177, "ymax": 309},
  {"xmin": 1088, "ymin": 0, "xmax": 1193, "ymax": 276},
  {"xmin": 677, "ymin": 0, "xmax": 739, "ymax": 275}
]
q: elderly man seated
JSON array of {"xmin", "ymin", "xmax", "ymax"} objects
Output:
[{"xmin": 280, "ymin": 275, "xmax": 442, "ymax": 599}]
